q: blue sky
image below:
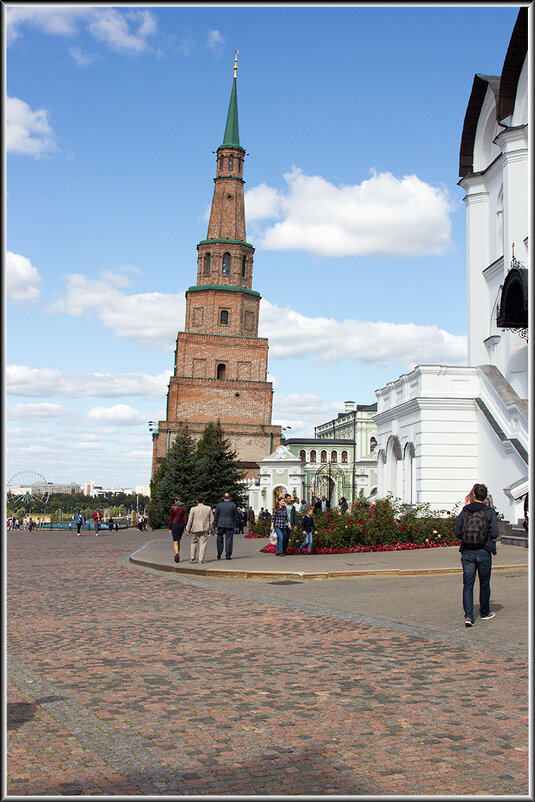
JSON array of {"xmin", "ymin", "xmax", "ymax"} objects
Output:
[{"xmin": 5, "ymin": 3, "xmax": 522, "ymax": 488}]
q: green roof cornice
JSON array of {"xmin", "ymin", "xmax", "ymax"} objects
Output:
[
  {"xmin": 198, "ymin": 238, "xmax": 254, "ymax": 249},
  {"xmin": 187, "ymin": 284, "xmax": 260, "ymax": 297},
  {"xmin": 221, "ymin": 75, "xmax": 241, "ymax": 149}
]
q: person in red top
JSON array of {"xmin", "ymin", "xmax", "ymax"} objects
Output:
[
  {"xmin": 168, "ymin": 496, "xmax": 188, "ymax": 563},
  {"xmin": 93, "ymin": 509, "xmax": 103, "ymax": 536}
]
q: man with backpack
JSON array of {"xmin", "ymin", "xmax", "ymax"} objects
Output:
[{"xmin": 454, "ymin": 483, "xmax": 499, "ymax": 627}]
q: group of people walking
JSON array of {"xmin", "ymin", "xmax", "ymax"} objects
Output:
[{"xmin": 168, "ymin": 493, "xmax": 243, "ymax": 565}]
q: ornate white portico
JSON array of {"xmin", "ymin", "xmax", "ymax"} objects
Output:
[{"xmin": 246, "ymin": 445, "xmax": 305, "ymax": 514}]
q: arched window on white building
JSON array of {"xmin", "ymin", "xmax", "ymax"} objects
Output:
[{"xmin": 403, "ymin": 442, "xmax": 416, "ymax": 506}]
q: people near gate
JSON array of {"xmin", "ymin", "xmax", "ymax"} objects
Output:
[
  {"xmin": 75, "ymin": 509, "xmax": 84, "ymax": 536},
  {"xmin": 186, "ymin": 496, "xmax": 214, "ymax": 565},
  {"xmin": 299, "ymin": 499, "xmax": 309, "ymax": 514},
  {"xmin": 236, "ymin": 508, "xmax": 245, "ymax": 535},
  {"xmin": 168, "ymin": 496, "xmax": 188, "ymax": 563},
  {"xmin": 108, "ymin": 517, "xmax": 114, "ymax": 532},
  {"xmin": 246, "ymin": 506, "xmax": 255, "ymax": 534},
  {"xmin": 299, "ymin": 508, "xmax": 316, "ymax": 555},
  {"xmin": 93, "ymin": 509, "xmax": 103, "ymax": 536},
  {"xmin": 454, "ymin": 483, "xmax": 499, "ymax": 627},
  {"xmin": 214, "ymin": 492, "xmax": 239, "ymax": 560},
  {"xmin": 28, "ymin": 517, "xmax": 34, "ymax": 532},
  {"xmin": 271, "ymin": 498, "xmax": 290, "ymax": 556},
  {"xmin": 339, "ymin": 496, "xmax": 348, "ymax": 514}
]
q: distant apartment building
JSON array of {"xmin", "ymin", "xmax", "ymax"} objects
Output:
[{"xmin": 31, "ymin": 482, "xmax": 81, "ymax": 495}]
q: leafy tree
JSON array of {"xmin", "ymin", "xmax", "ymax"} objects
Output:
[
  {"xmin": 147, "ymin": 425, "xmax": 198, "ymax": 528},
  {"xmin": 195, "ymin": 420, "xmax": 246, "ymax": 509}
]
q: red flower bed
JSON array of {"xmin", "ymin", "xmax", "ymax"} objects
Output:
[
  {"xmin": 246, "ymin": 496, "xmax": 461, "ymax": 554},
  {"xmin": 258, "ymin": 540, "xmax": 459, "ymax": 554}
]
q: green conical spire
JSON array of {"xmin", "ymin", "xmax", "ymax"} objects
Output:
[{"xmin": 220, "ymin": 50, "xmax": 242, "ymax": 149}]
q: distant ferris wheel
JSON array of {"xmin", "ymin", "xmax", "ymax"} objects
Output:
[{"xmin": 7, "ymin": 471, "xmax": 50, "ymax": 507}]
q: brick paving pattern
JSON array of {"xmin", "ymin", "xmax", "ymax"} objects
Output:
[{"xmin": 7, "ymin": 530, "xmax": 529, "ymax": 796}]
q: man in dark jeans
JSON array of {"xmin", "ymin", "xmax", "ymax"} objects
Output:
[
  {"xmin": 282, "ymin": 493, "xmax": 297, "ymax": 554},
  {"xmin": 214, "ymin": 493, "xmax": 238, "ymax": 560},
  {"xmin": 454, "ymin": 483, "xmax": 499, "ymax": 627}
]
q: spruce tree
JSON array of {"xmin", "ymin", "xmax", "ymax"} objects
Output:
[
  {"xmin": 195, "ymin": 420, "xmax": 246, "ymax": 509},
  {"xmin": 146, "ymin": 457, "xmax": 168, "ymax": 529},
  {"xmin": 147, "ymin": 425, "xmax": 198, "ymax": 528}
]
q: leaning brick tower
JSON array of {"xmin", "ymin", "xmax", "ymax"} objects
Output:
[{"xmin": 152, "ymin": 54, "xmax": 281, "ymax": 479}]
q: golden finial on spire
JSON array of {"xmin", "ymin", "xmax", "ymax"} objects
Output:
[{"xmin": 234, "ymin": 49, "xmax": 239, "ymax": 78}]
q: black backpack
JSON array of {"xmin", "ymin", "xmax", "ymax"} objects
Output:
[{"xmin": 462, "ymin": 509, "xmax": 489, "ymax": 547}]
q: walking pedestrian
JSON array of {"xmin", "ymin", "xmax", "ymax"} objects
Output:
[
  {"xmin": 270, "ymin": 499, "xmax": 290, "ymax": 556},
  {"xmin": 168, "ymin": 496, "xmax": 188, "ymax": 563},
  {"xmin": 93, "ymin": 509, "xmax": 103, "ymax": 536},
  {"xmin": 523, "ymin": 492, "xmax": 528, "ymax": 533},
  {"xmin": 246, "ymin": 506, "xmax": 255, "ymax": 534},
  {"xmin": 74, "ymin": 510, "xmax": 84, "ymax": 536},
  {"xmin": 299, "ymin": 507, "xmax": 316, "ymax": 554},
  {"xmin": 108, "ymin": 517, "xmax": 114, "ymax": 532},
  {"xmin": 454, "ymin": 483, "xmax": 499, "ymax": 627},
  {"xmin": 339, "ymin": 496, "xmax": 348, "ymax": 514},
  {"xmin": 213, "ymin": 493, "xmax": 238, "ymax": 560},
  {"xmin": 186, "ymin": 496, "xmax": 214, "ymax": 564}
]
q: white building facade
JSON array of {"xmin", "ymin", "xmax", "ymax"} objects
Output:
[{"xmin": 375, "ymin": 9, "xmax": 528, "ymax": 522}]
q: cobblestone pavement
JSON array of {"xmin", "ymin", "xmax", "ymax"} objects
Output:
[{"xmin": 7, "ymin": 530, "xmax": 529, "ymax": 797}]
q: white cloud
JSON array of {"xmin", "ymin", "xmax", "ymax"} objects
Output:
[
  {"xmin": 6, "ymin": 252, "xmax": 42, "ymax": 304},
  {"xmin": 48, "ymin": 268, "xmax": 465, "ymax": 368},
  {"xmin": 87, "ymin": 404, "xmax": 148, "ymax": 426},
  {"xmin": 246, "ymin": 167, "xmax": 454, "ymax": 257},
  {"xmin": 88, "ymin": 9, "xmax": 157, "ymax": 54},
  {"xmin": 6, "ymin": 366, "xmax": 172, "ymax": 398},
  {"xmin": 272, "ymin": 393, "xmax": 342, "ymax": 436},
  {"xmin": 7, "ymin": 403, "xmax": 69, "ymax": 421},
  {"xmin": 48, "ymin": 269, "xmax": 185, "ymax": 352},
  {"xmin": 68, "ymin": 46, "xmax": 101, "ymax": 66},
  {"xmin": 245, "ymin": 183, "xmax": 282, "ymax": 221},
  {"xmin": 7, "ymin": 7, "xmax": 159, "ymax": 54},
  {"xmin": 259, "ymin": 299, "xmax": 467, "ymax": 368},
  {"xmin": 5, "ymin": 97, "xmax": 57, "ymax": 157},
  {"xmin": 207, "ymin": 29, "xmax": 224, "ymax": 54}
]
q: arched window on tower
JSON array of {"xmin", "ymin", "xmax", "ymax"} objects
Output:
[
  {"xmin": 228, "ymin": 155, "xmax": 233, "ymax": 171},
  {"xmin": 370, "ymin": 437, "xmax": 377, "ymax": 453},
  {"xmin": 222, "ymin": 253, "xmax": 231, "ymax": 275},
  {"xmin": 217, "ymin": 363, "xmax": 226, "ymax": 380},
  {"xmin": 341, "ymin": 450, "xmax": 348, "ymax": 464},
  {"xmin": 220, "ymin": 310, "xmax": 229, "ymax": 325},
  {"xmin": 310, "ymin": 450, "xmax": 316, "ymax": 463},
  {"xmin": 321, "ymin": 450, "xmax": 327, "ymax": 463},
  {"xmin": 241, "ymin": 256, "xmax": 246, "ymax": 278},
  {"xmin": 204, "ymin": 253, "xmax": 211, "ymax": 276},
  {"xmin": 299, "ymin": 450, "xmax": 306, "ymax": 462},
  {"xmin": 331, "ymin": 451, "xmax": 338, "ymax": 463}
]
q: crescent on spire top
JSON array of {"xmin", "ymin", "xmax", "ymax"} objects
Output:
[{"xmin": 234, "ymin": 49, "xmax": 239, "ymax": 78}]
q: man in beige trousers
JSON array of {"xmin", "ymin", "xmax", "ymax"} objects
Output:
[{"xmin": 185, "ymin": 496, "xmax": 214, "ymax": 565}]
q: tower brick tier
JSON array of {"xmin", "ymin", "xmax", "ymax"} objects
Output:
[{"xmin": 152, "ymin": 59, "xmax": 281, "ymax": 480}]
